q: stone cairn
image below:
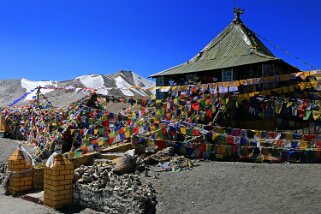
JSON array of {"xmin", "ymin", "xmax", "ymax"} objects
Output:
[
  {"xmin": 44, "ymin": 153, "xmax": 74, "ymax": 209},
  {"xmin": 73, "ymin": 159, "xmax": 157, "ymax": 214},
  {"xmin": 7, "ymin": 147, "xmax": 33, "ymax": 195}
]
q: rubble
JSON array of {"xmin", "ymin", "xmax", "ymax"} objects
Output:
[
  {"xmin": 143, "ymin": 147, "xmax": 194, "ymax": 172},
  {"xmin": 73, "ymin": 161, "xmax": 157, "ymax": 214},
  {"xmin": 0, "ymin": 164, "xmax": 5, "ymax": 184},
  {"xmin": 158, "ymin": 156, "xmax": 193, "ymax": 172}
]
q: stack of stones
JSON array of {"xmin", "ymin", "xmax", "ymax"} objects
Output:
[
  {"xmin": 73, "ymin": 160, "xmax": 157, "ymax": 214},
  {"xmin": 0, "ymin": 164, "xmax": 5, "ymax": 184},
  {"xmin": 44, "ymin": 154, "xmax": 74, "ymax": 209},
  {"xmin": 7, "ymin": 148, "xmax": 33, "ymax": 195}
]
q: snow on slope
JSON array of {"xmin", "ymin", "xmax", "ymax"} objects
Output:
[
  {"xmin": 117, "ymin": 72, "xmax": 150, "ymax": 96},
  {"xmin": 133, "ymin": 73, "xmax": 155, "ymax": 88},
  {"xmin": 76, "ymin": 75, "xmax": 105, "ymax": 89},
  {"xmin": 19, "ymin": 72, "xmax": 153, "ymax": 101},
  {"xmin": 21, "ymin": 78, "xmax": 57, "ymax": 100},
  {"xmin": 96, "ymin": 88, "xmax": 108, "ymax": 95},
  {"xmin": 115, "ymin": 76, "xmax": 134, "ymax": 96}
]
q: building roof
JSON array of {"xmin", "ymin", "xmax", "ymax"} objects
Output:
[{"xmin": 150, "ymin": 15, "xmax": 290, "ymax": 78}]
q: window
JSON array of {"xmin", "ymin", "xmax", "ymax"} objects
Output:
[
  {"xmin": 222, "ymin": 68, "xmax": 233, "ymax": 81},
  {"xmin": 186, "ymin": 74, "xmax": 197, "ymax": 84},
  {"xmin": 262, "ymin": 63, "xmax": 277, "ymax": 89},
  {"xmin": 262, "ymin": 64, "xmax": 274, "ymax": 77},
  {"xmin": 156, "ymin": 77, "xmax": 164, "ymax": 86}
]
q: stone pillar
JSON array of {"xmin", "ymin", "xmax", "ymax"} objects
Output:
[
  {"xmin": 44, "ymin": 154, "xmax": 74, "ymax": 209},
  {"xmin": 7, "ymin": 148, "xmax": 33, "ymax": 195}
]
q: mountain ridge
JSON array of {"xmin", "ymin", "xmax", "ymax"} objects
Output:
[{"xmin": 0, "ymin": 70, "xmax": 155, "ymax": 107}]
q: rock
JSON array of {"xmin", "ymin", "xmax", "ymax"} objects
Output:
[
  {"xmin": 73, "ymin": 159, "xmax": 157, "ymax": 214},
  {"xmin": 124, "ymin": 149, "xmax": 135, "ymax": 157},
  {"xmin": 113, "ymin": 154, "xmax": 136, "ymax": 174},
  {"xmin": 134, "ymin": 143, "xmax": 146, "ymax": 155}
]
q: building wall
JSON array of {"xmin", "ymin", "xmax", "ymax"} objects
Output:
[{"xmin": 154, "ymin": 61, "xmax": 299, "ymax": 99}]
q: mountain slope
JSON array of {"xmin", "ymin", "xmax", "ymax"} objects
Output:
[{"xmin": 0, "ymin": 70, "xmax": 155, "ymax": 107}]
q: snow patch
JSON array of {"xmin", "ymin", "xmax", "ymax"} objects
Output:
[
  {"xmin": 96, "ymin": 88, "xmax": 109, "ymax": 95},
  {"xmin": 21, "ymin": 78, "xmax": 57, "ymax": 100},
  {"xmin": 120, "ymin": 89, "xmax": 134, "ymax": 96},
  {"xmin": 76, "ymin": 75, "xmax": 105, "ymax": 89},
  {"xmin": 132, "ymin": 73, "xmax": 155, "ymax": 88},
  {"xmin": 131, "ymin": 88, "xmax": 147, "ymax": 96},
  {"xmin": 115, "ymin": 76, "xmax": 134, "ymax": 96}
]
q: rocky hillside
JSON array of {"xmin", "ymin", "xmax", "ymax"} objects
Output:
[{"xmin": 0, "ymin": 70, "xmax": 155, "ymax": 107}]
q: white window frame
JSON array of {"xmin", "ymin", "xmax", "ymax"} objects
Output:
[{"xmin": 222, "ymin": 68, "xmax": 233, "ymax": 82}]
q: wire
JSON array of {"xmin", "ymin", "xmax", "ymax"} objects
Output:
[{"xmin": 254, "ymin": 31, "xmax": 316, "ymax": 70}]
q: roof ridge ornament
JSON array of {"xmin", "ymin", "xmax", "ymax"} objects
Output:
[{"xmin": 233, "ymin": 7, "xmax": 245, "ymax": 22}]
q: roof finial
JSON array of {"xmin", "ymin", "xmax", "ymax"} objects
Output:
[{"xmin": 233, "ymin": 8, "xmax": 245, "ymax": 21}]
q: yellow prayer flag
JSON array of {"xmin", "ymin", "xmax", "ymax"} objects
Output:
[
  {"xmin": 313, "ymin": 110, "xmax": 321, "ymax": 120},
  {"xmin": 98, "ymin": 139, "xmax": 104, "ymax": 147},
  {"xmin": 299, "ymin": 141, "xmax": 308, "ymax": 149},
  {"xmin": 288, "ymin": 86, "xmax": 295, "ymax": 92},
  {"xmin": 212, "ymin": 133, "xmax": 219, "ymax": 141},
  {"xmin": 180, "ymin": 127, "xmax": 186, "ymax": 135},
  {"xmin": 125, "ymin": 131, "xmax": 130, "ymax": 138},
  {"xmin": 282, "ymin": 87, "xmax": 289, "ymax": 94}
]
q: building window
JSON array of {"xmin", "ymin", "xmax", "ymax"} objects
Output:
[
  {"xmin": 186, "ymin": 74, "xmax": 197, "ymax": 84},
  {"xmin": 222, "ymin": 68, "xmax": 233, "ymax": 81},
  {"xmin": 262, "ymin": 64, "xmax": 274, "ymax": 77},
  {"xmin": 156, "ymin": 77, "xmax": 164, "ymax": 86},
  {"xmin": 262, "ymin": 63, "xmax": 277, "ymax": 89}
]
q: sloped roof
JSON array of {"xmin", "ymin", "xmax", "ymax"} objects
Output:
[{"xmin": 150, "ymin": 17, "xmax": 285, "ymax": 78}]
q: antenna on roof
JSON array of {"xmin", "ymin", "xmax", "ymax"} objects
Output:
[{"xmin": 233, "ymin": 8, "xmax": 245, "ymax": 21}]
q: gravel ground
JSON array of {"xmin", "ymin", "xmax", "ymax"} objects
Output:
[
  {"xmin": 148, "ymin": 161, "xmax": 321, "ymax": 214},
  {"xmin": 2, "ymin": 138, "xmax": 321, "ymax": 214},
  {"xmin": 0, "ymin": 138, "xmax": 35, "ymax": 165}
]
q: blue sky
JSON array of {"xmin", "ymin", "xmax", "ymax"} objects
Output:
[{"xmin": 0, "ymin": 0, "xmax": 320, "ymax": 81}]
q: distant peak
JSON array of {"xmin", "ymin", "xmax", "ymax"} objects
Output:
[{"xmin": 119, "ymin": 70, "xmax": 133, "ymax": 74}]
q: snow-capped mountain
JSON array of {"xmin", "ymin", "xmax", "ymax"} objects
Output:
[{"xmin": 0, "ymin": 71, "xmax": 155, "ymax": 107}]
